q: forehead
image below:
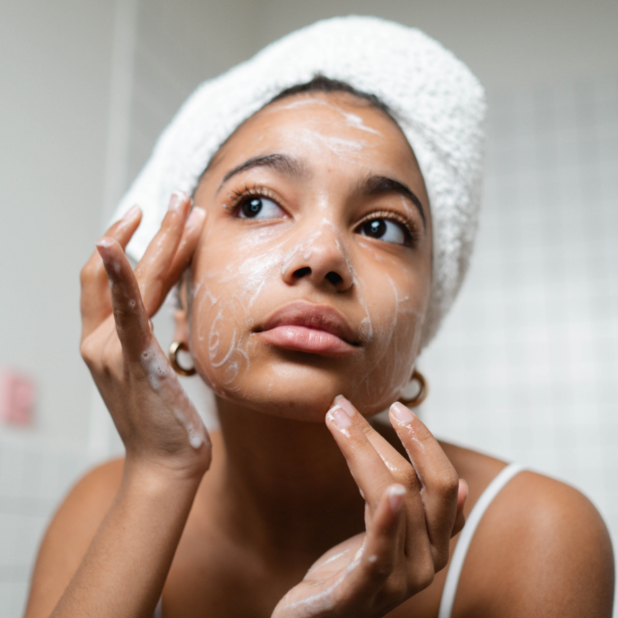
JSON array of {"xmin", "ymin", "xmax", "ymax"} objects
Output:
[{"xmin": 207, "ymin": 92, "xmax": 421, "ymax": 180}]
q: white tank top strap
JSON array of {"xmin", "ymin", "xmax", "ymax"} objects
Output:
[
  {"xmin": 437, "ymin": 462, "xmax": 525, "ymax": 618},
  {"xmin": 153, "ymin": 597, "xmax": 163, "ymax": 618}
]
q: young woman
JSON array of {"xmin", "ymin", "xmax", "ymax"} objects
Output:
[{"xmin": 25, "ymin": 17, "xmax": 613, "ymax": 618}]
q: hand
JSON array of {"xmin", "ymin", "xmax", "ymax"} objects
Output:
[
  {"xmin": 272, "ymin": 396, "xmax": 466, "ymax": 618},
  {"xmin": 79, "ymin": 193, "xmax": 211, "ymax": 478}
]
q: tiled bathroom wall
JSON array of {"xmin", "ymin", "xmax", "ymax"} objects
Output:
[
  {"xmin": 0, "ymin": 437, "xmax": 89, "ymax": 616},
  {"xmin": 0, "ymin": 2, "xmax": 228, "ymax": 614},
  {"xmin": 422, "ymin": 75, "xmax": 618, "ymax": 580}
]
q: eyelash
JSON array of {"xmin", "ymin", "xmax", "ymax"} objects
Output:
[
  {"xmin": 356, "ymin": 209, "xmax": 420, "ymax": 247},
  {"xmin": 227, "ymin": 184, "xmax": 281, "ymax": 215},
  {"xmin": 226, "ymin": 185, "xmax": 420, "ymax": 246}
]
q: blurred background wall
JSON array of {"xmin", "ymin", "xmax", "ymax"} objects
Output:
[{"xmin": 0, "ymin": 0, "xmax": 616, "ymax": 615}]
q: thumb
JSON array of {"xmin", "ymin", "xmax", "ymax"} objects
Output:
[{"xmin": 451, "ymin": 479, "xmax": 468, "ymax": 537}]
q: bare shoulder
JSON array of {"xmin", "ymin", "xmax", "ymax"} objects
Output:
[
  {"xmin": 443, "ymin": 444, "xmax": 615, "ymax": 618},
  {"xmin": 24, "ymin": 457, "xmax": 125, "ymax": 618}
]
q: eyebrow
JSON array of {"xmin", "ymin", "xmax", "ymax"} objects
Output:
[
  {"xmin": 361, "ymin": 175, "xmax": 426, "ymax": 229},
  {"xmin": 218, "ymin": 154, "xmax": 426, "ymax": 229},
  {"xmin": 219, "ymin": 153, "xmax": 304, "ymax": 189}
]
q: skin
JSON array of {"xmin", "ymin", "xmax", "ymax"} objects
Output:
[
  {"xmin": 24, "ymin": 93, "xmax": 614, "ymax": 618},
  {"xmin": 188, "ymin": 94, "xmax": 431, "ymax": 418}
]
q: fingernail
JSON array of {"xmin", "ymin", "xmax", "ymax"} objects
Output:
[
  {"xmin": 185, "ymin": 206, "xmax": 205, "ymax": 229},
  {"xmin": 96, "ymin": 237, "xmax": 114, "ymax": 250},
  {"xmin": 168, "ymin": 191, "xmax": 188, "ymax": 212},
  {"xmin": 390, "ymin": 401, "xmax": 415, "ymax": 424},
  {"xmin": 460, "ymin": 479, "xmax": 469, "ymax": 499},
  {"xmin": 327, "ymin": 405, "xmax": 352, "ymax": 428},
  {"xmin": 388, "ymin": 484, "xmax": 406, "ymax": 512},
  {"xmin": 334, "ymin": 395, "xmax": 355, "ymax": 418},
  {"xmin": 122, "ymin": 204, "xmax": 141, "ymax": 220}
]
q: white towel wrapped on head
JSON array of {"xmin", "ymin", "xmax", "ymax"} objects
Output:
[{"xmin": 113, "ymin": 15, "xmax": 486, "ymax": 347}]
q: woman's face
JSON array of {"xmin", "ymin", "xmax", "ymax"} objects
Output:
[{"xmin": 188, "ymin": 92, "xmax": 432, "ymax": 420}]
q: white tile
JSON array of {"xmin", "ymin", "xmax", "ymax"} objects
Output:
[
  {"xmin": 0, "ymin": 514, "xmax": 18, "ymax": 567},
  {"xmin": 0, "ymin": 445, "xmax": 23, "ymax": 498},
  {"xmin": 9, "ymin": 581, "xmax": 28, "ymax": 618},
  {"xmin": 0, "ymin": 583, "xmax": 14, "ymax": 618},
  {"xmin": 15, "ymin": 516, "xmax": 47, "ymax": 569}
]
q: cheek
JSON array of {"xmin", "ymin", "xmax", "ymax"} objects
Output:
[
  {"xmin": 187, "ymin": 225, "xmax": 287, "ymax": 395},
  {"xmin": 353, "ymin": 266, "xmax": 429, "ymax": 407},
  {"xmin": 186, "ymin": 219, "xmax": 430, "ymax": 410}
]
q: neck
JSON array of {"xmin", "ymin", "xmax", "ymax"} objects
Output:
[{"xmin": 206, "ymin": 396, "xmax": 365, "ymax": 561}]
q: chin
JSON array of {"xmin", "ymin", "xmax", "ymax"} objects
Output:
[{"xmin": 201, "ymin": 358, "xmax": 401, "ymax": 422}]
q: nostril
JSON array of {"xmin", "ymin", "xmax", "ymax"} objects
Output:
[
  {"xmin": 325, "ymin": 271, "xmax": 343, "ymax": 287},
  {"xmin": 293, "ymin": 266, "xmax": 311, "ymax": 279}
]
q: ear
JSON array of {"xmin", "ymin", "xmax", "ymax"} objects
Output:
[
  {"xmin": 173, "ymin": 307, "xmax": 190, "ymax": 345},
  {"xmin": 173, "ymin": 277, "xmax": 190, "ymax": 344}
]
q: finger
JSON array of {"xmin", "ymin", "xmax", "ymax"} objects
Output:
[
  {"xmin": 336, "ymin": 399, "xmax": 434, "ymax": 568},
  {"xmin": 332, "ymin": 397, "xmax": 429, "ymax": 543},
  {"xmin": 344, "ymin": 484, "xmax": 405, "ymax": 595},
  {"xmin": 133, "ymin": 192, "xmax": 191, "ymax": 315},
  {"xmin": 325, "ymin": 398, "xmax": 404, "ymax": 514},
  {"xmin": 358, "ymin": 484, "xmax": 440, "ymax": 599},
  {"xmin": 389, "ymin": 402, "xmax": 460, "ymax": 566},
  {"xmin": 96, "ymin": 237, "xmax": 151, "ymax": 358},
  {"xmin": 452, "ymin": 480, "xmax": 467, "ymax": 537},
  {"xmin": 80, "ymin": 205, "xmax": 142, "ymax": 338},
  {"xmin": 153, "ymin": 206, "xmax": 206, "ymax": 308},
  {"xmin": 336, "ymin": 397, "xmax": 420, "ymax": 487}
]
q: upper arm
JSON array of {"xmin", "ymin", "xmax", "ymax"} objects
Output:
[
  {"xmin": 457, "ymin": 471, "xmax": 615, "ymax": 618},
  {"xmin": 24, "ymin": 458, "xmax": 124, "ymax": 618}
]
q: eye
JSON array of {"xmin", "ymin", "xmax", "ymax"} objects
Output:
[
  {"xmin": 236, "ymin": 196, "xmax": 285, "ymax": 219},
  {"xmin": 357, "ymin": 218, "xmax": 408, "ymax": 246}
]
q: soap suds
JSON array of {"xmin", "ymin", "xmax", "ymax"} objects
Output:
[
  {"xmin": 276, "ymin": 97, "xmax": 382, "ymax": 135},
  {"xmin": 190, "ymin": 204, "xmax": 426, "ymax": 413},
  {"xmin": 140, "ymin": 343, "xmax": 207, "ymax": 449}
]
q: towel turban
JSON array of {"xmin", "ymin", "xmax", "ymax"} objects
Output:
[{"xmin": 112, "ymin": 15, "xmax": 487, "ymax": 347}]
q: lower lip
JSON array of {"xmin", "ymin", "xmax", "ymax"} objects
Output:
[{"xmin": 256, "ymin": 326, "xmax": 357, "ymax": 356}]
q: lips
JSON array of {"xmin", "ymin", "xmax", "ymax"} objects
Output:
[{"xmin": 254, "ymin": 301, "xmax": 360, "ymax": 356}]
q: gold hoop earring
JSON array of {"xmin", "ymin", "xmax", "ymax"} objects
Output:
[
  {"xmin": 168, "ymin": 341, "xmax": 196, "ymax": 376},
  {"xmin": 398, "ymin": 369, "xmax": 428, "ymax": 408}
]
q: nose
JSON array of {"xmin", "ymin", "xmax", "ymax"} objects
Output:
[{"xmin": 282, "ymin": 222, "xmax": 354, "ymax": 292}]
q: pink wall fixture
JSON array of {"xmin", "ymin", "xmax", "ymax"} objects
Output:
[{"xmin": 0, "ymin": 369, "xmax": 36, "ymax": 426}]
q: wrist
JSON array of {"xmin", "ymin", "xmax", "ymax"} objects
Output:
[{"xmin": 122, "ymin": 452, "xmax": 206, "ymax": 495}]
